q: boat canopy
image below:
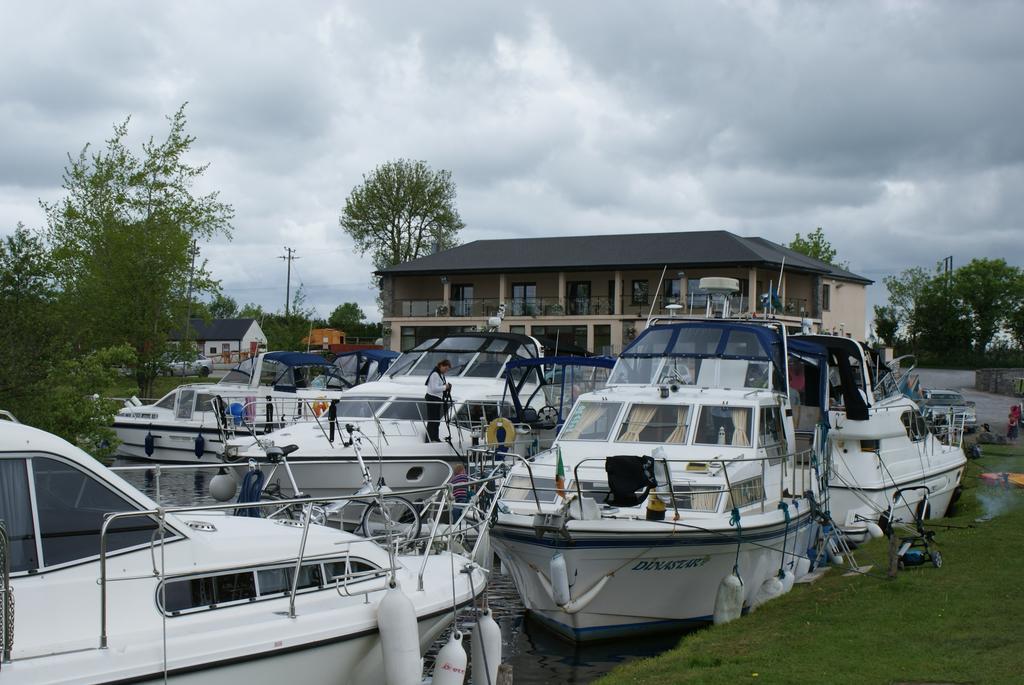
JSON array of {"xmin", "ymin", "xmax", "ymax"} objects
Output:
[
  {"xmin": 504, "ymin": 356, "xmax": 616, "ymax": 427},
  {"xmin": 609, "ymin": 322, "xmax": 788, "ymax": 391},
  {"xmin": 220, "ymin": 351, "xmax": 347, "ymax": 391},
  {"xmin": 793, "ymin": 335, "xmax": 869, "ymax": 421},
  {"xmin": 332, "ymin": 349, "xmax": 399, "ymax": 388},
  {"xmin": 386, "ymin": 332, "xmax": 541, "ymax": 379}
]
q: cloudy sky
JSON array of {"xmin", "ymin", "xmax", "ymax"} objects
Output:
[{"xmin": 2, "ymin": 1, "xmax": 1022, "ymax": 324}]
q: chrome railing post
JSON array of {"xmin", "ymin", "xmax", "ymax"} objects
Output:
[{"xmin": 288, "ymin": 502, "xmax": 314, "ymax": 619}]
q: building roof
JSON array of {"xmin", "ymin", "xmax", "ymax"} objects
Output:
[
  {"xmin": 170, "ymin": 318, "xmax": 258, "ymax": 341},
  {"xmin": 377, "ymin": 230, "xmax": 872, "ymax": 284}
]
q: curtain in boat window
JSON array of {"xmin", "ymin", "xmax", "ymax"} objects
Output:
[
  {"xmin": 665, "ymin": 405, "xmax": 690, "ymax": 444},
  {"xmin": 0, "ymin": 459, "xmax": 37, "ymax": 572},
  {"xmin": 731, "ymin": 408, "xmax": 750, "ymax": 446},
  {"xmin": 617, "ymin": 405, "xmax": 659, "ymax": 442}
]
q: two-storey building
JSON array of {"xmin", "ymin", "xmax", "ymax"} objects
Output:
[{"xmin": 377, "ymin": 230, "xmax": 871, "ymax": 353}]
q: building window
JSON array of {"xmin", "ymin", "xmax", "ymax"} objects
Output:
[
  {"xmin": 822, "ymin": 284, "xmax": 831, "ymax": 312},
  {"xmin": 511, "ymin": 283, "xmax": 537, "ymax": 316},
  {"xmin": 566, "ymin": 281, "xmax": 591, "ymax": 315},
  {"xmin": 509, "ymin": 325, "xmax": 526, "ymax": 335},
  {"xmin": 631, "ymin": 280, "xmax": 649, "ymax": 305},
  {"xmin": 450, "ymin": 284, "xmax": 474, "ymax": 317},
  {"xmin": 663, "ymin": 278, "xmax": 681, "ymax": 302},
  {"xmin": 594, "ymin": 325, "xmax": 611, "ymax": 355},
  {"xmin": 400, "ymin": 327, "xmax": 417, "ymax": 352}
]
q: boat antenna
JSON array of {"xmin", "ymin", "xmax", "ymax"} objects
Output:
[
  {"xmin": 646, "ymin": 265, "xmax": 669, "ymax": 326},
  {"xmin": 777, "ymin": 257, "xmax": 786, "ymax": 315}
]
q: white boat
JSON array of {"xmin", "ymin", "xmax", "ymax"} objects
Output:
[
  {"xmin": 226, "ymin": 332, "xmax": 554, "ymax": 497},
  {"xmin": 491, "ymin": 320, "xmax": 825, "ymax": 641},
  {"xmin": 113, "ymin": 351, "xmax": 382, "ymax": 463},
  {"xmin": 792, "ymin": 336, "xmax": 968, "ymax": 542},
  {"xmin": 0, "ymin": 419, "xmax": 486, "ymax": 684}
]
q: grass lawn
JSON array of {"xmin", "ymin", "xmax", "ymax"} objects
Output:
[{"xmin": 597, "ymin": 443, "xmax": 1024, "ymax": 685}]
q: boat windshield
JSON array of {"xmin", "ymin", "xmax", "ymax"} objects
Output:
[
  {"xmin": 608, "ymin": 323, "xmax": 782, "ymax": 391},
  {"xmin": 559, "ymin": 401, "xmax": 624, "ymax": 441},
  {"xmin": 334, "ymin": 396, "xmax": 390, "ymax": 418},
  {"xmin": 388, "ymin": 334, "xmax": 539, "ymax": 379}
]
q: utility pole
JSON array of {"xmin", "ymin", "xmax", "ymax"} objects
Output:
[
  {"xmin": 183, "ymin": 238, "xmax": 197, "ymax": 351},
  {"xmin": 279, "ymin": 247, "xmax": 299, "ymax": 316}
]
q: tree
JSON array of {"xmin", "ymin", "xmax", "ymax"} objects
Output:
[
  {"xmin": 789, "ymin": 227, "xmax": 839, "ymax": 265},
  {"xmin": 872, "ymin": 305, "xmax": 900, "ymax": 347},
  {"xmin": 953, "ymin": 258, "xmax": 1024, "ymax": 353},
  {"xmin": 328, "ymin": 302, "xmax": 367, "ymax": 332},
  {"xmin": 882, "ymin": 265, "xmax": 937, "ymax": 354},
  {"xmin": 43, "ymin": 105, "xmax": 233, "ymax": 396},
  {"xmin": 339, "ymin": 159, "xmax": 464, "ymax": 271},
  {"xmin": 208, "ymin": 292, "xmax": 239, "ymax": 319}
]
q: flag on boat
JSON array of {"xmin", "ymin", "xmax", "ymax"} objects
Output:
[{"xmin": 555, "ymin": 445, "xmax": 566, "ymax": 498}]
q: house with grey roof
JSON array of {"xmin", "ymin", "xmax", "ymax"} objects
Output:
[
  {"xmin": 376, "ymin": 230, "xmax": 871, "ymax": 354},
  {"xmin": 170, "ymin": 318, "xmax": 268, "ymax": 364}
]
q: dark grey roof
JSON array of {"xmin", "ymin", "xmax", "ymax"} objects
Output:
[
  {"xmin": 377, "ymin": 230, "xmax": 871, "ymax": 284},
  {"xmin": 170, "ymin": 318, "xmax": 258, "ymax": 341}
]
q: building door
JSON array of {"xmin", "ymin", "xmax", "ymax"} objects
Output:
[{"xmin": 566, "ymin": 281, "xmax": 591, "ymax": 315}]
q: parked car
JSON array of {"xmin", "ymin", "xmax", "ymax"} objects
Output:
[
  {"xmin": 920, "ymin": 388, "xmax": 977, "ymax": 432},
  {"xmin": 161, "ymin": 353, "xmax": 213, "ymax": 377}
]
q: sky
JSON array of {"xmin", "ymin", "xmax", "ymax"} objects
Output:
[{"xmin": 2, "ymin": 1, "xmax": 1022, "ymax": 326}]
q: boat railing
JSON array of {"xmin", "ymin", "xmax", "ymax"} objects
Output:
[
  {"xmin": 97, "ymin": 469, "xmax": 506, "ymax": 650},
  {"xmin": 512, "ymin": 447, "xmax": 817, "ymax": 516},
  {"xmin": 1, "ymin": 519, "xmax": 11, "ymax": 667}
]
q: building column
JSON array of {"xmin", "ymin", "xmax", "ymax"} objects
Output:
[
  {"xmin": 499, "ymin": 273, "xmax": 508, "ymax": 307},
  {"xmin": 586, "ymin": 325, "xmax": 595, "ymax": 354},
  {"xmin": 747, "ymin": 268, "xmax": 757, "ymax": 314},
  {"xmin": 613, "ymin": 270, "xmax": 622, "ymax": 316},
  {"xmin": 558, "ymin": 271, "xmax": 566, "ymax": 310},
  {"xmin": 442, "ymin": 280, "xmax": 451, "ymax": 309}
]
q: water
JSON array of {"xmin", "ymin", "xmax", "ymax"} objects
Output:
[{"xmin": 115, "ymin": 460, "xmax": 696, "ymax": 683}]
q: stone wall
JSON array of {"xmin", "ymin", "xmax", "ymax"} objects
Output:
[{"xmin": 976, "ymin": 368, "xmax": 1024, "ymax": 396}]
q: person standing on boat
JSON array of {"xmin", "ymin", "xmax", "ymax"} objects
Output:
[{"xmin": 425, "ymin": 359, "xmax": 452, "ymax": 442}]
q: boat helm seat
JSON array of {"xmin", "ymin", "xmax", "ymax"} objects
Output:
[{"xmin": 604, "ymin": 455, "xmax": 657, "ymax": 507}]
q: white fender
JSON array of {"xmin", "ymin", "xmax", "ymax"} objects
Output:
[
  {"xmin": 779, "ymin": 569, "xmax": 795, "ymax": 594},
  {"xmin": 866, "ymin": 522, "xmax": 884, "ymax": 540},
  {"xmin": 795, "ymin": 555, "xmax": 811, "ymax": 579},
  {"xmin": 535, "ymin": 567, "xmax": 611, "ymax": 615},
  {"xmin": 209, "ymin": 472, "xmax": 237, "ymax": 502},
  {"xmin": 471, "ymin": 609, "xmax": 502, "ymax": 685},
  {"xmin": 713, "ymin": 572, "xmax": 744, "ymax": 625},
  {"xmin": 750, "ymin": 574, "xmax": 784, "ymax": 611},
  {"xmin": 377, "ymin": 586, "xmax": 422, "ymax": 685},
  {"xmin": 549, "ymin": 553, "xmax": 571, "ymax": 607},
  {"xmin": 432, "ymin": 631, "xmax": 467, "ymax": 685},
  {"xmin": 827, "ymin": 539, "xmax": 844, "ymax": 566}
]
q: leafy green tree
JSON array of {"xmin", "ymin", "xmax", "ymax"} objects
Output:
[
  {"xmin": 1008, "ymin": 305, "xmax": 1024, "ymax": 351},
  {"xmin": 328, "ymin": 302, "xmax": 367, "ymax": 332},
  {"xmin": 872, "ymin": 305, "xmax": 900, "ymax": 347},
  {"xmin": 239, "ymin": 302, "xmax": 266, "ymax": 319},
  {"xmin": 340, "ymin": 159, "xmax": 464, "ymax": 271},
  {"xmin": 789, "ymin": 227, "xmax": 838, "ymax": 265},
  {"xmin": 882, "ymin": 265, "xmax": 938, "ymax": 354},
  {"xmin": 208, "ymin": 292, "xmax": 239, "ymax": 318},
  {"xmin": 43, "ymin": 105, "xmax": 233, "ymax": 396},
  {"xmin": 953, "ymin": 258, "xmax": 1024, "ymax": 353}
]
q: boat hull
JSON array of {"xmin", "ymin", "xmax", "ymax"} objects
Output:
[{"xmin": 491, "ymin": 506, "xmax": 816, "ymax": 642}]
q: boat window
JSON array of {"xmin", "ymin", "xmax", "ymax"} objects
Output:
[
  {"xmin": 194, "ymin": 393, "xmax": 216, "ymax": 413},
  {"xmin": 727, "ymin": 476, "xmax": 765, "ymax": 508},
  {"xmin": 463, "ymin": 352, "xmax": 510, "ymax": 378},
  {"xmin": 900, "ymin": 411, "xmax": 928, "ymax": 442},
  {"xmin": 724, "ymin": 475, "xmax": 765, "ymax": 507},
  {"xmin": 670, "ymin": 485, "xmax": 722, "ymax": 512},
  {"xmin": 501, "ymin": 475, "xmax": 559, "ymax": 502},
  {"xmin": 723, "ymin": 330, "xmax": 763, "ymax": 357},
  {"xmin": 161, "ymin": 561, "xmax": 332, "ymax": 614},
  {"xmin": 608, "ymin": 356, "xmax": 661, "ymax": 385},
  {"xmin": 657, "ymin": 358, "xmax": 698, "ymax": 385},
  {"xmin": 626, "ymin": 327, "xmax": 675, "ymax": 355},
  {"xmin": 31, "ymin": 457, "xmax": 158, "ymax": 568},
  {"xmin": 412, "ymin": 338, "xmax": 439, "ymax": 352},
  {"xmin": 454, "ymin": 401, "xmax": 514, "ymax": 428},
  {"xmin": 175, "ymin": 389, "xmax": 195, "ymax": 419},
  {"xmin": 616, "ymin": 404, "xmax": 690, "ymax": 444},
  {"xmin": 261, "ymin": 359, "xmax": 292, "ymax": 387},
  {"xmin": 567, "ymin": 480, "xmax": 611, "ymax": 502},
  {"xmin": 693, "ymin": 406, "xmax": 753, "ymax": 446},
  {"xmin": 335, "ymin": 396, "xmax": 389, "ymax": 418},
  {"xmin": 220, "ymin": 357, "xmax": 255, "ymax": 385},
  {"xmin": 435, "ymin": 336, "xmax": 483, "ymax": 351},
  {"xmin": 414, "ymin": 351, "xmax": 475, "ymax": 376},
  {"xmin": 487, "ymin": 339, "xmax": 510, "ymax": 353},
  {"xmin": 379, "ymin": 399, "xmax": 428, "ymax": 421},
  {"xmin": 515, "ymin": 344, "xmax": 538, "ymax": 360},
  {"xmin": 324, "ymin": 558, "xmax": 378, "ymax": 581},
  {"xmin": 0, "ymin": 458, "xmax": 38, "ymax": 572},
  {"xmin": 668, "ymin": 328, "xmax": 721, "ymax": 356},
  {"xmin": 154, "ymin": 392, "xmax": 177, "ymax": 411},
  {"xmin": 559, "ymin": 402, "xmax": 623, "ymax": 441},
  {"xmin": 387, "ymin": 352, "xmax": 422, "ymax": 377},
  {"xmin": 759, "ymin": 406, "xmax": 785, "ymax": 462}
]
